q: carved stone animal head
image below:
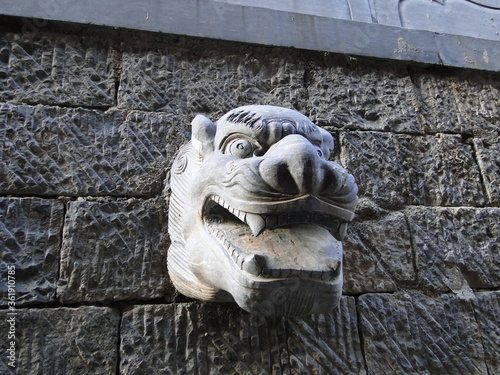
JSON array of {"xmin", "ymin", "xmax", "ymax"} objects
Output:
[{"xmin": 168, "ymin": 105, "xmax": 358, "ymax": 316}]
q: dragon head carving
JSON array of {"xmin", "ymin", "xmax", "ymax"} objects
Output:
[{"xmin": 167, "ymin": 105, "xmax": 358, "ymax": 316}]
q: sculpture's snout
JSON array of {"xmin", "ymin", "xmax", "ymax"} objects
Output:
[{"xmin": 258, "ymin": 134, "xmax": 330, "ymax": 196}]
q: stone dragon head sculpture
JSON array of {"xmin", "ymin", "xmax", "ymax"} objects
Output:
[{"xmin": 167, "ymin": 105, "xmax": 358, "ymax": 316}]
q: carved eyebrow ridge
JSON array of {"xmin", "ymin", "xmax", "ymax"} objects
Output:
[{"xmin": 226, "ymin": 110, "xmax": 263, "ymax": 129}]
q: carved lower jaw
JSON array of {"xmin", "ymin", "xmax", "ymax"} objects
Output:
[{"xmin": 203, "ymin": 195, "xmax": 343, "ymax": 283}]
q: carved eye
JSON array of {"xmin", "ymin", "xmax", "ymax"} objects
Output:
[{"xmin": 225, "ymin": 138, "xmax": 254, "ymax": 158}]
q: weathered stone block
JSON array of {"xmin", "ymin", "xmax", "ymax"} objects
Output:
[
  {"xmin": 473, "ymin": 291, "xmax": 500, "ymax": 374},
  {"xmin": 57, "ymin": 199, "xmax": 169, "ymax": 303},
  {"xmin": 120, "ymin": 303, "xmax": 289, "ymax": 374},
  {"xmin": 286, "ymin": 296, "xmax": 366, "ymax": 374},
  {"xmin": 0, "ymin": 306, "xmax": 119, "ymax": 375},
  {"xmin": 306, "ymin": 61, "xmax": 425, "ymax": 133},
  {"xmin": 341, "ymin": 131, "xmax": 486, "ymax": 208},
  {"xmin": 0, "ymin": 198, "xmax": 63, "ymax": 306},
  {"xmin": 474, "ymin": 139, "xmax": 500, "ymax": 206},
  {"xmin": 411, "ymin": 69, "xmax": 500, "ymax": 142},
  {"xmin": 359, "ymin": 292, "xmax": 488, "ymax": 375},
  {"xmin": 0, "ymin": 104, "xmax": 187, "ymax": 196},
  {"xmin": 343, "ymin": 211, "xmax": 416, "ymax": 294},
  {"xmin": 117, "ymin": 48, "xmax": 307, "ymax": 115},
  {"xmin": 406, "ymin": 207, "xmax": 500, "ymax": 292},
  {"xmin": 120, "ymin": 298, "xmax": 364, "ymax": 374},
  {"xmin": 0, "ymin": 33, "xmax": 115, "ymax": 107}
]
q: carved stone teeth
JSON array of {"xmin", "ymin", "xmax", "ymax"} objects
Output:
[
  {"xmin": 328, "ymin": 260, "xmax": 340, "ymax": 271},
  {"xmin": 244, "ymin": 213, "xmax": 266, "ymax": 236},
  {"xmin": 242, "ymin": 254, "xmax": 266, "ymax": 276}
]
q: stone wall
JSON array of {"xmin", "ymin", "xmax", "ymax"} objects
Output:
[{"xmin": 0, "ymin": 17, "xmax": 499, "ymax": 374}]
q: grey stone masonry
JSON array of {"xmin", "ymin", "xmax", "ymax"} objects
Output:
[
  {"xmin": 343, "ymin": 210, "xmax": 416, "ymax": 294},
  {"xmin": 120, "ymin": 297, "xmax": 365, "ymax": 374},
  {"xmin": 341, "ymin": 132, "xmax": 487, "ymax": 209},
  {"xmin": 0, "ymin": 19, "xmax": 498, "ymax": 375},
  {"xmin": 0, "ymin": 306, "xmax": 119, "ymax": 375},
  {"xmin": 0, "ymin": 33, "xmax": 115, "ymax": 107},
  {"xmin": 57, "ymin": 198, "xmax": 170, "ymax": 303},
  {"xmin": 473, "ymin": 291, "xmax": 500, "ymax": 375},
  {"xmin": 0, "ymin": 104, "xmax": 187, "ymax": 197},
  {"xmin": 118, "ymin": 48, "xmax": 307, "ymax": 116},
  {"xmin": 406, "ymin": 207, "xmax": 500, "ymax": 292},
  {"xmin": 474, "ymin": 139, "xmax": 500, "ymax": 206},
  {"xmin": 0, "ymin": 198, "xmax": 63, "ymax": 306},
  {"xmin": 306, "ymin": 62, "xmax": 425, "ymax": 133},
  {"xmin": 359, "ymin": 292, "xmax": 488, "ymax": 375}
]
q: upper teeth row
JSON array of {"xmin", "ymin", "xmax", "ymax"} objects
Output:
[{"xmin": 208, "ymin": 195, "xmax": 343, "ymax": 238}]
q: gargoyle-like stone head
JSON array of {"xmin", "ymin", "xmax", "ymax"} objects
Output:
[{"xmin": 168, "ymin": 105, "xmax": 358, "ymax": 316}]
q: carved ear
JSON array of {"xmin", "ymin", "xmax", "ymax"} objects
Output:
[{"xmin": 191, "ymin": 114, "xmax": 216, "ymax": 156}]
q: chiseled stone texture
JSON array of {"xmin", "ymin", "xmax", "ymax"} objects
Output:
[
  {"xmin": 306, "ymin": 60, "xmax": 425, "ymax": 133},
  {"xmin": 341, "ymin": 131, "xmax": 486, "ymax": 208},
  {"xmin": 359, "ymin": 292, "xmax": 488, "ymax": 375},
  {"xmin": 411, "ymin": 68, "xmax": 500, "ymax": 142},
  {"xmin": 406, "ymin": 207, "xmax": 500, "ymax": 292},
  {"xmin": 286, "ymin": 296, "xmax": 366, "ymax": 374},
  {"xmin": 0, "ymin": 306, "xmax": 119, "ymax": 375},
  {"xmin": 0, "ymin": 198, "xmax": 63, "ymax": 306},
  {"xmin": 57, "ymin": 199, "xmax": 169, "ymax": 303},
  {"xmin": 343, "ymin": 211, "xmax": 415, "ymax": 294},
  {"xmin": 117, "ymin": 47, "xmax": 307, "ymax": 116},
  {"xmin": 0, "ymin": 104, "xmax": 187, "ymax": 197},
  {"xmin": 473, "ymin": 291, "xmax": 500, "ymax": 374},
  {"xmin": 120, "ymin": 298, "xmax": 365, "ymax": 374},
  {"xmin": 0, "ymin": 33, "xmax": 115, "ymax": 107},
  {"xmin": 473, "ymin": 139, "xmax": 500, "ymax": 206}
]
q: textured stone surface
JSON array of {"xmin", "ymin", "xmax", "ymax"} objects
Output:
[
  {"xmin": 120, "ymin": 302, "xmax": 289, "ymax": 374},
  {"xmin": 120, "ymin": 298, "xmax": 364, "ymax": 374},
  {"xmin": 407, "ymin": 207, "xmax": 500, "ymax": 292},
  {"xmin": 341, "ymin": 131, "xmax": 486, "ymax": 208},
  {"xmin": 343, "ymin": 211, "xmax": 415, "ymax": 294},
  {"xmin": 57, "ymin": 199, "xmax": 169, "ymax": 303},
  {"xmin": 0, "ymin": 104, "xmax": 187, "ymax": 196},
  {"xmin": 473, "ymin": 291, "xmax": 500, "ymax": 374},
  {"xmin": 411, "ymin": 69, "xmax": 500, "ymax": 142},
  {"xmin": 306, "ymin": 61, "xmax": 424, "ymax": 133},
  {"xmin": 117, "ymin": 48, "xmax": 306, "ymax": 115},
  {"xmin": 0, "ymin": 33, "xmax": 115, "ymax": 107},
  {"xmin": 286, "ymin": 296, "xmax": 366, "ymax": 374},
  {"xmin": 0, "ymin": 198, "xmax": 63, "ymax": 306},
  {"xmin": 0, "ymin": 306, "xmax": 119, "ymax": 375},
  {"xmin": 359, "ymin": 292, "xmax": 488, "ymax": 375},
  {"xmin": 474, "ymin": 139, "xmax": 500, "ymax": 206}
]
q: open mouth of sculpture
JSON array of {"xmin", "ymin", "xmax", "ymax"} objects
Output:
[{"xmin": 203, "ymin": 195, "xmax": 343, "ymax": 281}]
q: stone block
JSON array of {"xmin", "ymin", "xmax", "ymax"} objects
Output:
[
  {"xmin": 0, "ymin": 306, "xmax": 119, "ymax": 375},
  {"xmin": 0, "ymin": 33, "xmax": 115, "ymax": 107},
  {"xmin": 286, "ymin": 296, "xmax": 366, "ymax": 374},
  {"xmin": 474, "ymin": 139, "xmax": 500, "ymax": 206},
  {"xmin": 343, "ymin": 211, "xmax": 416, "ymax": 294},
  {"xmin": 117, "ymin": 47, "xmax": 307, "ymax": 115},
  {"xmin": 0, "ymin": 198, "xmax": 63, "ymax": 306},
  {"xmin": 120, "ymin": 302, "xmax": 289, "ymax": 374},
  {"xmin": 411, "ymin": 69, "xmax": 500, "ymax": 142},
  {"xmin": 359, "ymin": 292, "xmax": 488, "ymax": 375},
  {"xmin": 57, "ymin": 199, "xmax": 170, "ymax": 303},
  {"xmin": 0, "ymin": 104, "xmax": 187, "ymax": 196},
  {"xmin": 406, "ymin": 207, "xmax": 500, "ymax": 292},
  {"xmin": 473, "ymin": 291, "xmax": 500, "ymax": 375},
  {"xmin": 341, "ymin": 131, "xmax": 486, "ymax": 208},
  {"xmin": 306, "ymin": 61, "xmax": 425, "ymax": 133},
  {"xmin": 120, "ymin": 298, "xmax": 364, "ymax": 374}
]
